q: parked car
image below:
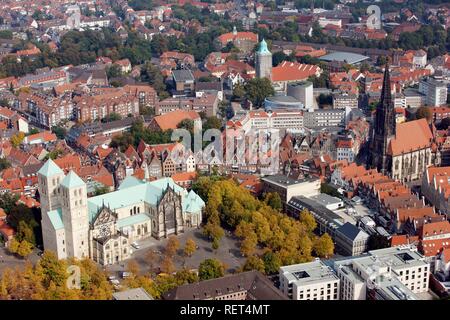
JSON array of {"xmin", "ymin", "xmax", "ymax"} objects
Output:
[
  {"xmin": 121, "ymin": 272, "xmax": 132, "ymax": 279},
  {"xmin": 131, "ymin": 242, "xmax": 140, "ymax": 249},
  {"xmin": 108, "ymin": 275, "xmax": 117, "ymax": 281}
]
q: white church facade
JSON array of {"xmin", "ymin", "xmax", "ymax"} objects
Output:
[{"xmin": 38, "ymin": 159, "xmax": 205, "ymax": 265}]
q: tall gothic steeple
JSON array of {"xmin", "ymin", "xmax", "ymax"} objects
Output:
[{"xmin": 369, "ymin": 61, "xmax": 396, "ymax": 175}]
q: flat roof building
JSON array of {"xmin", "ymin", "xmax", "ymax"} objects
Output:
[
  {"xmin": 319, "ymin": 52, "xmax": 370, "ymax": 65},
  {"xmin": 262, "ymin": 175, "xmax": 321, "ymax": 205},
  {"xmin": 279, "ymin": 260, "xmax": 340, "ymax": 300},
  {"xmin": 334, "ymin": 245, "xmax": 429, "ymax": 300}
]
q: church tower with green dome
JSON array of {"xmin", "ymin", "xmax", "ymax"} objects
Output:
[{"xmin": 255, "ymin": 38, "xmax": 272, "ymax": 80}]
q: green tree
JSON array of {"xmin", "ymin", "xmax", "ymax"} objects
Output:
[
  {"xmin": 106, "ymin": 64, "xmax": 122, "ymax": 78},
  {"xmin": 244, "ymin": 78, "xmax": 275, "ymax": 108},
  {"xmin": 203, "ymin": 116, "xmax": 222, "ymax": 131},
  {"xmin": 51, "ymin": 126, "xmax": 67, "ymax": 140},
  {"xmin": 262, "ymin": 251, "xmax": 281, "ymax": 274},
  {"xmin": 102, "ymin": 112, "xmax": 122, "ymax": 123},
  {"xmin": 198, "ymin": 258, "xmax": 225, "ymax": 281},
  {"xmin": 94, "ymin": 185, "xmax": 110, "ymax": 196},
  {"xmin": 232, "ymin": 83, "xmax": 246, "ymax": 101}
]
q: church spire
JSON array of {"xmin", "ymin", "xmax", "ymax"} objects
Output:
[{"xmin": 368, "ymin": 59, "xmax": 396, "ymax": 175}]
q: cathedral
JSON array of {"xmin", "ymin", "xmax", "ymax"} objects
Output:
[
  {"xmin": 38, "ymin": 159, "xmax": 205, "ymax": 265},
  {"xmin": 369, "ymin": 63, "xmax": 439, "ymax": 182}
]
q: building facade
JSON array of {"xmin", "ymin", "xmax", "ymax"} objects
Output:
[{"xmin": 38, "ymin": 159, "xmax": 205, "ymax": 265}]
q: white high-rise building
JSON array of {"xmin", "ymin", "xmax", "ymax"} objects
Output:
[{"xmin": 419, "ymin": 77, "xmax": 448, "ymax": 106}]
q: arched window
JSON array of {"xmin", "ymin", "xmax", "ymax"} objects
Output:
[{"xmin": 395, "ymin": 160, "xmax": 400, "ymax": 170}]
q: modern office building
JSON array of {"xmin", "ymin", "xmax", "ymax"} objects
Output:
[{"xmin": 279, "ymin": 260, "xmax": 340, "ymax": 300}]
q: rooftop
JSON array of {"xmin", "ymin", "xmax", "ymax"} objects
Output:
[
  {"xmin": 280, "ymin": 260, "xmax": 339, "ymax": 286},
  {"xmin": 262, "ymin": 174, "xmax": 318, "ymax": 188},
  {"xmin": 112, "ymin": 288, "xmax": 154, "ymax": 300},
  {"xmin": 319, "ymin": 52, "xmax": 370, "ymax": 64}
]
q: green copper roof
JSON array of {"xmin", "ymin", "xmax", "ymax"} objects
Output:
[
  {"xmin": 47, "ymin": 208, "xmax": 64, "ymax": 230},
  {"xmin": 257, "ymin": 39, "xmax": 271, "ymax": 55},
  {"xmin": 183, "ymin": 190, "xmax": 205, "ymax": 213},
  {"xmin": 88, "ymin": 177, "xmax": 203, "ymax": 223},
  {"xmin": 60, "ymin": 171, "xmax": 85, "ymax": 189},
  {"xmin": 117, "ymin": 213, "xmax": 150, "ymax": 229},
  {"xmin": 38, "ymin": 159, "xmax": 64, "ymax": 177},
  {"xmin": 118, "ymin": 176, "xmax": 145, "ymax": 190}
]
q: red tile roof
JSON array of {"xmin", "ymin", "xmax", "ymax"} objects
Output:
[
  {"xmin": 272, "ymin": 61, "xmax": 320, "ymax": 82},
  {"xmin": 389, "ymin": 119, "xmax": 433, "ymax": 156}
]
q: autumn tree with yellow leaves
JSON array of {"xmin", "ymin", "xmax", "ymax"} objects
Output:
[{"xmin": 198, "ymin": 178, "xmax": 334, "ymax": 274}]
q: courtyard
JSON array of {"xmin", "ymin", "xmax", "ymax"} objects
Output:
[{"xmin": 105, "ymin": 227, "xmax": 246, "ymax": 277}]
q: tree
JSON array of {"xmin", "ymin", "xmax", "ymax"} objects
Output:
[
  {"xmin": 16, "ymin": 240, "xmax": 33, "ymax": 257},
  {"xmin": 244, "ymin": 78, "xmax": 275, "ymax": 108},
  {"xmin": 161, "ymin": 256, "xmax": 175, "ymax": 274},
  {"xmin": 144, "ymin": 249, "xmax": 159, "ymax": 273},
  {"xmin": 262, "ymin": 251, "xmax": 281, "ymax": 274},
  {"xmin": 299, "ymin": 209, "xmax": 317, "ymax": 233},
  {"xmin": 165, "ymin": 236, "xmax": 180, "ymax": 257},
  {"xmin": 416, "ymin": 106, "xmax": 432, "ymax": 122},
  {"xmin": 106, "ymin": 64, "xmax": 122, "ymax": 79},
  {"xmin": 242, "ymin": 255, "xmax": 265, "ymax": 273},
  {"xmin": 232, "ymin": 83, "xmax": 246, "ymax": 101},
  {"xmin": 17, "ymin": 220, "xmax": 36, "ymax": 245},
  {"xmin": 10, "ymin": 132, "xmax": 25, "ymax": 147},
  {"xmin": 94, "ymin": 185, "xmax": 110, "ymax": 196},
  {"xmin": 184, "ymin": 238, "xmax": 197, "ymax": 257},
  {"xmin": 51, "ymin": 126, "xmax": 67, "ymax": 140},
  {"xmin": 264, "ymin": 192, "xmax": 282, "ymax": 211},
  {"xmin": 198, "ymin": 258, "xmax": 224, "ymax": 281},
  {"xmin": 0, "ymin": 158, "xmax": 11, "ymax": 171},
  {"xmin": 7, "ymin": 238, "xmax": 20, "ymax": 255},
  {"xmin": 203, "ymin": 116, "xmax": 222, "ymax": 131},
  {"xmin": 102, "ymin": 112, "xmax": 122, "ymax": 123},
  {"xmin": 313, "ymin": 233, "xmax": 334, "ymax": 258},
  {"xmin": 240, "ymin": 232, "xmax": 258, "ymax": 257},
  {"xmin": 126, "ymin": 259, "xmax": 140, "ymax": 276}
]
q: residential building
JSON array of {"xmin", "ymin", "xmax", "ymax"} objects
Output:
[
  {"xmin": 215, "ymin": 27, "xmax": 258, "ymax": 53},
  {"xmin": 419, "ymin": 77, "xmax": 448, "ymax": 106},
  {"xmin": 172, "ymin": 69, "xmax": 195, "ymax": 96},
  {"xmin": 333, "ymin": 92, "xmax": 358, "ymax": 109}
]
